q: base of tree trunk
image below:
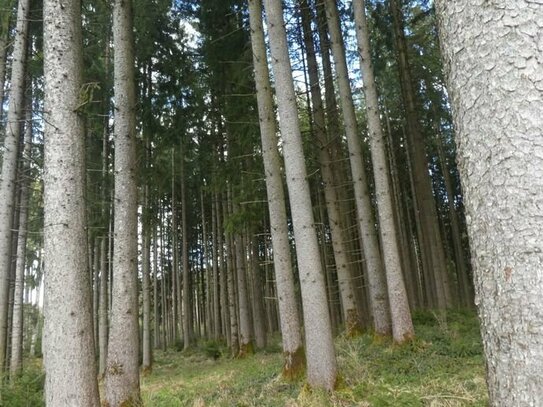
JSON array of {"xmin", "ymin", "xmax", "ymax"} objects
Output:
[
  {"xmin": 345, "ymin": 309, "xmax": 363, "ymax": 337},
  {"xmin": 282, "ymin": 347, "xmax": 306, "ymax": 380},
  {"xmin": 237, "ymin": 341, "xmax": 255, "ymax": 358}
]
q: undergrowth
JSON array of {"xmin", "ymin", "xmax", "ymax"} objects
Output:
[
  {"xmin": 1, "ymin": 310, "xmax": 487, "ymax": 406},
  {"xmin": 141, "ymin": 309, "xmax": 487, "ymax": 406}
]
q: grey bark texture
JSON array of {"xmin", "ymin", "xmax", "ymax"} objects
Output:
[
  {"xmin": 352, "ymin": 0, "xmax": 414, "ymax": 343},
  {"xmin": 248, "ymin": 0, "xmax": 304, "ymax": 377},
  {"xmin": 323, "ymin": 0, "xmax": 392, "ymax": 335},
  {"xmin": 42, "ymin": 0, "xmax": 100, "ymax": 404},
  {"xmin": 299, "ymin": 0, "xmax": 361, "ymax": 336},
  {"xmin": 234, "ymin": 226, "xmax": 253, "ymax": 356},
  {"xmin": 435, "ymin": 1, "xmax": 543, "ymax": 405},
  {"xmin": 142, "ymin": 184, "xmax": 152, "ymax": 371},
  {"xmin": 0, "ymin": 0, "xmax": 30, "ymax": 372},
  {"xmin": 9, "ymin": 93, "xmax": 32, "ymax": 378},
  {"xmin": 104, "ymin": 0, "xmax": 141, "ymax": 404},
  {"xmin": 262, "ymin": 0, "xmax": 338, "ymax": 390}
]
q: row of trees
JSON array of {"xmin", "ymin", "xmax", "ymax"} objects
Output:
[{"xmin": 1, "ymin": 0, "xmax": 540, "ymax": 405}]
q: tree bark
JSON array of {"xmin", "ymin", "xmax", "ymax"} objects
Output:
[
  {"xmin": 352, "ymin": 0, "xmax": 414, "ymax": 343},
  {"xmin": 248, "ymin": 0, "xmax": 304, "ymax": 377},
  {"xmin": 0, "ymin": 0, "xmax": 30, "ymax": 372},
  {"xmin": 0, "ymin": 0, "xmax": 16, "ymax": 123},
  {"xmin": 9, "ymin": 90, "xmax": 32, "ymax": 378},
  {"xmin": 180, "ymin": 140, "xmax": 192, "ymax": 349},
  {"xmin": 99, "ymin": 236, "xmax": 108, "ymax": 377},
  {"xmin": 42, "ymin": 0, "xmax": 100, "ymax": 403},
  {"xmin": 142, "ymin": 183, "xmax": 152, "ymax": 372},
  {"xmin": 435, "ymin": 1, "xmax": 543, "ymax": 404},
  {"xmin": 323, "ymin": 0, "xmax": 392, "ymax": 336},
  {"xmin": 234, "ymin": 222, "xmax": 253, "ymax": 356},
  {"xmin": 262, "ymin": 0, "xmax": 338, "ymax": 390},
  {"xmin": 104, "ymin": 0, "xmax": 141, "ymax": 404},
  {"xmin": 300, "ymin": 0, "xmax": 362, "ymax": 336}
]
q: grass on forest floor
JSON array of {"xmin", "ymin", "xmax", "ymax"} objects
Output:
[
  {"xmin": 0, "ymin": 310, "xmax": 487, "ymax": 407},
  {"xmin": 141, "ymin": 310, "xmax": 488, "ymax": 406}
]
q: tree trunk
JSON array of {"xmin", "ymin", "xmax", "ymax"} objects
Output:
[
  {"xmin": 0, "ymin": 0, "xmax": 15, "ymax": 123},
  {"xmin": 180, "ymin": 140, "xmax": 192, "ymax": 349},
  {"xmin": 389, "ymin": 0, "xmax": 451, "ymax": 309},
  {"xmin": 300, "ymin": 0, "xmax": 362, "ymax": 336},
  {"xmin": 352, "ymin": 0, "xmax": 414, "ymax": 343},
  {"xmin": 435, "ymin": 1, "xmax": 543, "ymax": 404},
  {"xmin": 250, "ymin": 237, "xmax": 267, "ymax": 349},
  {"xmin": 153, "ymin": 218, "xmax": 160, "ymax": 349},
  {"xmin": 142, "ymin": 184, "xmax": 152, "ymax": 372},
  {"xmin": 99, "ymin": 236, "xmax": 108, "ymax": 377},
  {"xmin": 262, "ymin": 0, "xmax": 337, "ymax": 390},
  {"xmin": 211, "ymin": 197, "xmax": 221, "ymax": 340},
  {"xmin": 9, "ymin": 91, "xmax": 32, "ymax": 378},
  {"xmin": 0, "ymin": 0, "xmax": 30, "ymax": 372},
  {"xmin": 248, "ymin": 0, "xmax": 304, "ymax": 377},
  {"xmin": 104, "ymin": 0, "xmax": 141, "ymax": 404},
  {"xmin": 42, "ymin": 0, "xmax": 100, "ymax": 403},
  {"xmin": 323, "ymin": 0, "xmax": 392, "ymax": 336},
  {"xmin": 234, "ymin": 225, "xmax": 253, "ymax": 356}
]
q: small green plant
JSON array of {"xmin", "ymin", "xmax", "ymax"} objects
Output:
[{"xmin": 0, "ymin": 363, "xmax": 45, "ymax": 407}]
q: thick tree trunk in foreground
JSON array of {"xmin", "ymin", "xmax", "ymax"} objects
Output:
[
  {"xmin": 0, "ymin": 0, "xmax": 30, "ymax": 372},
  {"xmin": 353, "ymin": 0, "xmax": 414, "ymax": 343},
  {"xmin": 248, "ymin": 0, "xmax": 304, "ymax": 377},
  {"xmin": 104, "ymin": 0, "xmax": 141, "ymax": 404},
  {"xmin": 42, "ymin": 0, "xmax": 100, "ymax": 404},
  {"xmin": 435, "ymin": 1, "xmax": 543, "ymax": 405},
  {"xmin": 263, "ymin": 0, "xmax": 337, "ymax": 390}
]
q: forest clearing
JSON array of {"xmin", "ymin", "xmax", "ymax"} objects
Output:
[{"xmin": 1, "ymin": 0, "xmax": 542, "ymax": 405}]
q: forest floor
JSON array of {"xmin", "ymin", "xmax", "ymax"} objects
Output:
[
  {"xmin": 141, "ymin": 310, "xmax": 487, "ymax": 407},
  {"xmin": 2, "ymin": 310, "xmax": 487, "ymax": 407}
]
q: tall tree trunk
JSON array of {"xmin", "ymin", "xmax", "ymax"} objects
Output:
[
  {"xmin": 234, "ymin": 223, "xmax": 253, "ymax": 356},
  {"xmin": 153, "ymin": 219, "xmax": 160, "ymax": 348},
  {"xmin": 0, "ymin": 0, "xmax": 30, "ymax": 372},
  {"xmin": 223, "ymin": 190, "xmax": 238, "ymax": 354},
  {"xmin": 104, "ymin": 0, "xmax": 141, "ymax": 404},
  {"xmin": 211, "ymin": 197, "xmax": 221, "ymax": 340},
  {"xmin": 323, "ymin": 0, "xmax": 392, "ymax": 336},
  {"xmin": 436, "ymin": 2, "xmax": 543, "ymax": 404},
  {"xmin": 99, "ymin": 236, "xmax": 108, "ymax": 377},
  {"xmin": 201, "ymin": 189, "xmax": 212, "ymax": 339},
  {"xmin": 250, "ymin": 237, "xmax": 267, "ymax": 349},
  {"xmin": 300, "ymin": 0, "xmax": 362, "ymax": 336},
  {"xmin": 42, "ymin": 0, "xmax": 100, "ymax": 403},
  {"xmin": 9, "ymin": 91, "xmax": 32, "ymax": 378},
  {"xmin": 389, "ymin": 0, "xmax": 451, "ymax": 309},
  {"xmin": 435, "ymin": 137, "xmax": 473, "ymax": 307},
  {"xmin": 262, "ymin": 0, "xmax": 337, "ymax": 390},
  {"xmin": 141, "ymin": 183, "xmax": 152, "ymax": 372},
  {"xmin": 248, "ymin": 0, "xmax": 304, "ymax": 377},
  {"xmin": 352, "ymin": 0, "xmax": 414, "ymax": 343},
  {"xmin": 0, "ymin": 0, "xmax": 15, "ymax": 123},
  {"xmin": 180, "ymin": 140, "xmax": 192, "ymax": 349}
]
